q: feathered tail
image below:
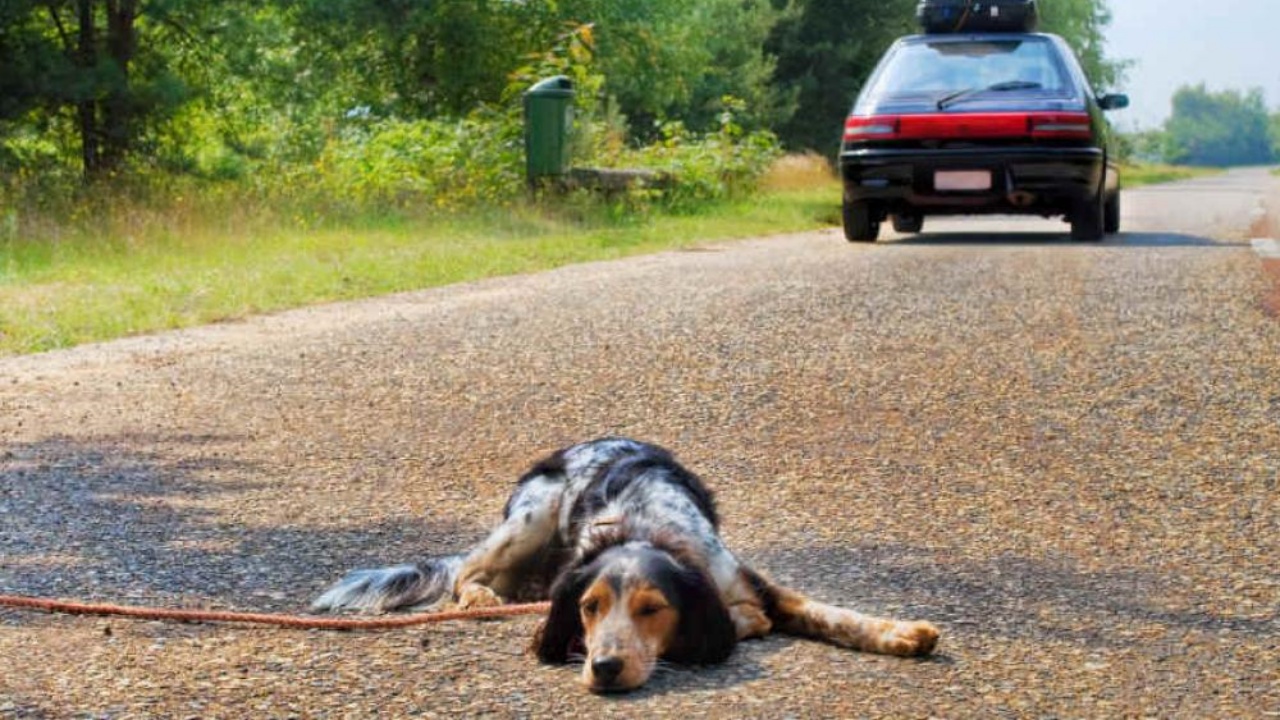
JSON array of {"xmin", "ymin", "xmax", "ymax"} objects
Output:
[{"xmin": 311, "ymin": 555, "xmax": 463, "ymax": 613}]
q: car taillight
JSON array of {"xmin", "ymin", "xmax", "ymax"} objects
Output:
[
  {"xmin": 843, "ymin": 117, "xmax": 900, "ymax": 140},
  {"xmin": 1027, "ymin": 113, "xmax": 1093, "ymax": 139},
  {"xmin": 844, "ymin": 112, "xmax": 1093, "ymax": 142}
]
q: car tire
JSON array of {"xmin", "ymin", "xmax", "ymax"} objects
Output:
[
  {"xmin": 1103, "ymin": 191, "xmax": 1121, "ymax": 234},
  {"xmin": 843, "ymin": 201, "xmax": 880, "ymax": 243},
  {"xmin": 1071, "ymin": 191, "xmax": 1105, "ymax": 242},
  {"xmin": 892, "ymin": 213, "xmax": 924, "ymax": 234}
]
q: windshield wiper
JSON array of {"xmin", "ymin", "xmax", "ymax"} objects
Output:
[{"xmin": 936, "ymin": 80, "xmax": 1044, "ymax": 110}]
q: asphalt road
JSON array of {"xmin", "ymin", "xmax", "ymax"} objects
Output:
[{"xmin": 2, "ymin": 168, "xmax": 1279, "ymax": 718}]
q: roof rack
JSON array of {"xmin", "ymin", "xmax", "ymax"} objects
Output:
[{"xmin": 917, "ymin": 0, "xmax": 1039, "ymax": 34}]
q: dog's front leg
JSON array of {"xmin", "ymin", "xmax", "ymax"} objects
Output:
[
  {"xmin": 454, "ymin": 478, "xmax": 562, "ymax": 608},
  {"xmin": 774, "ymin": 587, "xmax": 939, "ymax": 656}
]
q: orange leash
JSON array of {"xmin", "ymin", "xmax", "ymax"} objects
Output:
[{"xmin": 0, "ymin": 594, "xmax": 550, "ymax": 630}]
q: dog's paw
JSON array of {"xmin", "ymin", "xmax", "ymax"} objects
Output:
[
  {"xmin": 729, "ymin": 602, "xmax": 773, "ymax": 640},
  {"xmin": 882, "ymin": 621, "xmax": 940, "ymax": 657},
  {"xmin": 457, "ymin": 583, "xmax": 504, "ymax": 609}
]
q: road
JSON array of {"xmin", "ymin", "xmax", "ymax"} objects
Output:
[{"xmin": 2, "ymin": 168, "xmax": 1279, "ymax": 718}]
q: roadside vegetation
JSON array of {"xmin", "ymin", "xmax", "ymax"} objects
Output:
[
  {"xmin": 1119, "ymin": 163, "xmax": 1221, "ymax": 188},
  {"xmin": 0, "ymin": 0, "xmax": 1207, "ymax": 357},
  {"xmin": 1123, "ymin": 84, "xmax": 1280, "ymax": 168},
  {"xmin": 0, "ymin": 162, "xmax": 836, "ymax": 357}
]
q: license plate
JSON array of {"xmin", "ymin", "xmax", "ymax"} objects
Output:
[{"xmin": 935, "ymin": 170, "xmax": 992, "ymax": 191}]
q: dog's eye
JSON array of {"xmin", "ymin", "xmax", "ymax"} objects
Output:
[
  {"xmin": 581, "ymin": 599, "xmax": 600, "ymax": 616},
  {"xmin": 636, "ymin": 604, "xmax": 666, "ymax": 617}
]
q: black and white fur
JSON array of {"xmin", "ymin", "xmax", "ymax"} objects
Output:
[{"xmin": 312, "ymin": 437, "xmax": 939, "ymax": 691}]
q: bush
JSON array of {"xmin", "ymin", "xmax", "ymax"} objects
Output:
[{"xmin": 310, "ymin": 112, "xmax": 524, "ymax": 212}]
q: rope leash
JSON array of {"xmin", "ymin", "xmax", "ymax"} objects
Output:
[{"xmin": 0, "ymin": 594, "xmax": 551, "ymax": 631}]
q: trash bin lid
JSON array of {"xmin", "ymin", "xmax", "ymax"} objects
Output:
[{"xmin": 526, "ymin": 75, "xmax": 575, "ymax": 98}]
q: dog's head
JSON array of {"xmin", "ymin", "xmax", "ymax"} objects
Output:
[{"xmin": 532, "ymin": 536, "xmax": 737, "ymax": 693}]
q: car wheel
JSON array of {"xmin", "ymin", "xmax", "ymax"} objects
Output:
[
  {"xmin": 843, "ymin": 200, "xmax": 880, "ymax": 243},
  {"xmin": 1071, "ymin": 191, "xmax": 1105, "ymax": 242},
  {"xmin": 1103, "ymin": 191, "xmax": 1121, "ymax": 234},
  {"xmin": 892, "ymin": 213, "xmax": 924, "ymax": 234}
]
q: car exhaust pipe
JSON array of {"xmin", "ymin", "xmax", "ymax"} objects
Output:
[{"xmin": 1008, "ymin": 191, "xmax": 1036, "ymax": 208}]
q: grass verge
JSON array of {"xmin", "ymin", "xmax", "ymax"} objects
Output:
[
  {"xmin": 1120, "ymin": 162, "xmax": 1222, "ymax": 188},
  {"xmin": 0, "ymin": 182, "xmax": 839, "ymax": 357},
  {"xmin": 0, "ymin": 157, "xmax": 1222, "ymax": 357}
]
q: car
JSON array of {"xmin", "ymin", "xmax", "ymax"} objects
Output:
[{"xmin": 839, "ymin": 31, "xmax": 1129, "ymax": 242}]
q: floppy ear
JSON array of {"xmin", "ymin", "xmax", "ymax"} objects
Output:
[
  {"xmin": 664, "ymin": 566, "xmax": 737, "ymax": 665},
  {"xmin": 532, "ymin": 563, "xmax": 594, "ymax": 664}
]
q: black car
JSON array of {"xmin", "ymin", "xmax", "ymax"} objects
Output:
[{"xmin": 839, "ymin": 32, "xmax": 1129, "ymax": 242}]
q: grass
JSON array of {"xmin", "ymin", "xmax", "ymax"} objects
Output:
[
  {"xmin": 0, "ymin": 155, "xmax": 1218, "ymax": 357},
  {"xmin": 1120, "ymin": 162, "xmax": 1222, "ymax": 188},
  {"xmin": 0, "ymin": 157, "xmax": 840, "ymax": 356}
]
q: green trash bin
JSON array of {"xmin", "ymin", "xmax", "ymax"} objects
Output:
[{"xmin": 524, "ymin": 76, "xmax": 575, "ymax": 186}]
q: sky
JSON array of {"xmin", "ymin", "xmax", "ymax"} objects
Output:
[{"xmin": 1103, "ymin": 0, "xmax": 1280, "ymax": 130}]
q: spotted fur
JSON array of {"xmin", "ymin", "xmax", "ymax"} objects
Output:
[{"xmin": 312, "ymin": 438, "xmax": 939, "ymax": 692}]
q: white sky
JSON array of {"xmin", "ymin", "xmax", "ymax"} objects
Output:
[{"xmin": 1104, "ymin": 0, "xmax": 1280, "ymax": 130}]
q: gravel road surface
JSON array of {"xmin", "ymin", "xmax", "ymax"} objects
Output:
[{"xmin": 3, "ymin": 168, "xmax": 1279, "ymax": 718}]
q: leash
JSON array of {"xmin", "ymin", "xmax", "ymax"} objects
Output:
[{"xmin": 0, "ymin": 593, "xmax": 550, "ymax": 631}]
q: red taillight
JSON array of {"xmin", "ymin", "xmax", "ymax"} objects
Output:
[
  {"xmin": 1028, "ymin": 112, "xmax": 1094, "ymax": 139},
  {"xmin": 843, "ymin": 116, "xmax": 900, "ymax": 141},
  {"xmin": 844, "ymin": 112, "xmax": 1093, "ymax": 142}
]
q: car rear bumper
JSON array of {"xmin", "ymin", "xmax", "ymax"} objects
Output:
[{"xmin": 839, "ymin": 146, "xmax": 1109, "ymax": 217}]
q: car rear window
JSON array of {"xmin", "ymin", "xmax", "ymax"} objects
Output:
[{"xmin": 861, "ymin": 37, "xmax": 1072, "ymax": 104}]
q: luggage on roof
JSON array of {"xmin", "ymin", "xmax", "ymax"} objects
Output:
[{"xmin": 917, "ymin": 0, "xmax": 1039, "ymax": 33}]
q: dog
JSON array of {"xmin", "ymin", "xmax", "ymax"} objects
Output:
[{"xmin": 312, "ymin": 437, "xmax": 939, "ymax": 692}]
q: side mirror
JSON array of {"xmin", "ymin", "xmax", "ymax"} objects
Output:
[{"xmin": 1098, "ymin": 94, "xmax": 1130, "ymax": 111}]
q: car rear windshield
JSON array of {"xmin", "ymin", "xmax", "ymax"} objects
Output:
[{"xmin": 860, "ymin": 37, "xmax": 1072, "ymax": 106}]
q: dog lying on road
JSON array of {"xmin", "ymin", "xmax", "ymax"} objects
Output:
[{"xmin": 312, "ymin": 437, "xmax": 939, "ymax": 692}]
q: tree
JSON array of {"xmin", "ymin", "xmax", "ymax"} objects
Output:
[
  {"xmin": 768, "ymin": 0, "xmax": 916, "ymax": 152},
  {"xmin": 0, "ymin": 0, "xmax": 206, "ymax": 179},
  {"xmin": 1164, "ymin": 84, "xmax": 1274, "ymax": 167},
  {"xmin": 1038, "ymin": 0, "xmax": 1128, "ymax": 93},
  {"xmin": 1270, "ymin": 112, "xmax": 1280, "ymax": 161},
  {"xmin": 551, "ymin": 0, "xmax": 793, "ymax": 137},
  {"xmin": 769, "ymin": 0, "xmax": 1128, "ymax": 153}
]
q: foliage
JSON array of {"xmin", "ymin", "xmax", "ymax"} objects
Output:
[
  {"xmin": 1118, "ymin": 162, "xmax": 1220, "ymax": 188},
  {"xmin": 1163, "ymin": 84, "xmax": 1275, "ymax": 167},
  {"xmin": 1038, "ymin": 0, "xmax": 1129, "ymax": 93},
  {"xmin": 768, "ymin": 0, "xmax": 1126, "ymax": 153},
  {"xmin": 0, "ymin": 0, "xmax": 1121, "ymax": 213},
  {"xmin": 1271, "ymin": 113, "xmax": 1280, "ymax": 161},
  {"xmin": 0, "ymin": 162, "xmax": 837, "ymax": 356},
  {"xmin": 769, "ymin": 0, "xmax": 917, "ymax": 153},
  {"xmin": 607, "ymin": 101, "xmax": 783, "ymax": 211}
]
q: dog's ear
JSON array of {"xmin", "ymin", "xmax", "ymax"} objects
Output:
[
  {"xmin": 664, "ymin": 566, "xmax": 737, "ymax": 665},
  {"xmin": 532, "ymin": 562, "xmax": 594, "ymax": 664}
]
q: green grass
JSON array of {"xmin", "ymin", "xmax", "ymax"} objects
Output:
[
  {"xmin": 1120, "ymin": 162, "xmax": 1222, "ymax": 188},
  {"xmin": 0, "ymin": 157, "xmax": 1220, "ymax": 357},
  {"xmin": 0, "ymin": 186, "xmax": 839, "ymax": 356}
]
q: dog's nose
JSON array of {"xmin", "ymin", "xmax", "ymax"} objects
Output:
[{"xmin": 590, "ymin": 656, "xmax": 625, "ymax": 686}]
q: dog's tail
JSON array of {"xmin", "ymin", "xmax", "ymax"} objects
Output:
[{"xmin": 310, "ymin": 555, "xmax": 463, "ymax": 613}]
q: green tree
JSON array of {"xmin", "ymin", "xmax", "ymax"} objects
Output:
[
  {"xmin": 768, "ymin": 0, "xmax": 916, "ymax": 152},
  {"xmin": 1038, "ymin": 0, "xmax": 1128, "ymax": 93},
  {"xmin": 552, "ymin": 0, "xmax": 793, "ymax": 137},
  {"xmin": 770, "ymin": 0, "xmax": 1127, "ymax": 152},
  {"xmin": 1164, "ymin": 84, "xmax": 1274, "ymax": 166},
  {"xmin": 0, "ymin": 2, "xmax": 61, "ymax": 124},
  {"xmin": 0, "ymin": 0, "xmax": 212, "ymax": 179},
  {"xmin": 1270, "ymin": 112, "xmax": 1280, "ymax": 160}
]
